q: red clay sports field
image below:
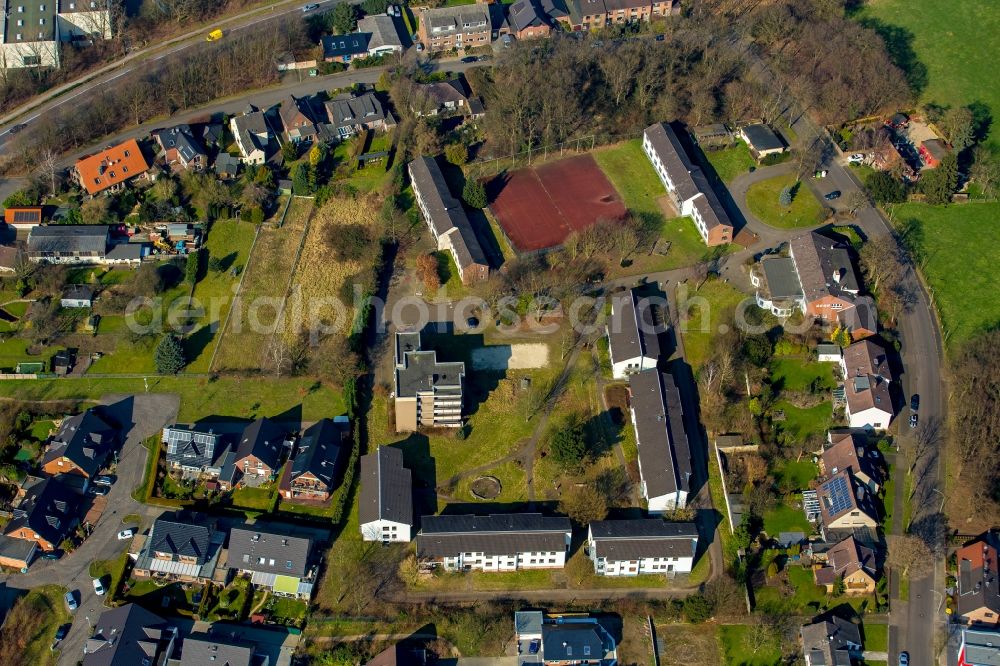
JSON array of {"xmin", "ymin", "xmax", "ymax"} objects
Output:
[{"xmin": 486, "ymin": 154, "xmax": 627, "ymax": 253}]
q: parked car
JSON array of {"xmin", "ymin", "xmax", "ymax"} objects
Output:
[
  {"xmin": 117, "ymin": 528, "xmax": 135, "ymax": 540},
  {"xmin": 54, "ymin": 625, "xmax": 69, "ymax": 641},
  {"xmin": 415, "ymin": 42, "xmax": 424, "ymax": 52},
  {"xmin": 529, "ymin": 639, "xmax": 541, "ymax": 654},
  {"xmin": 814, "ymin": 170, "xmax": 828, "ymax": 178},
  {"xmin": 898, "ymin": 652, "xmax": 909, "ymax": 666},
  {"xmin": 655, "ymin": 33, "xmax": 665, "ymax": 41},
  {"xmin": 8, "ymin": 123, "xmax": 26, "ymax": 135},
  {"xmin": 64, "ymin": 591, "xmax": 78, "ymax": 611},
  {"xmin": 461, "ymin": 56, "xmax": 477, "ymax": 63},
  {"xmin": 910, "ymin": 394, "xmax": 919, "ymax": 411},
  {"xmin": 94, "ymin": 475, "xmax": 113, "ymax": 487},
  {"xmin": 849, "ymin": 153, "xmax": 865, "ymax": 162},
  {"xmin": 909, "ymin": 413, "xmax": 918, "ymax": 428},
  {"xmin": 824, "ymin": 190, "xmax": 842, "ymax": 200},
  {"xmin": 41, "ymin": 551, "xmax": 62, "ymax": 561},
  {"xmin": 89, "ymin": 484, "xmax": 109, "ymax": 496},
  {"xmin": 93, "ymin": 578, "xmax": 106, "ymax": 596},
  {"xmin": 301, "ymin": 3, "xmax": 319, "ymax": 11}
]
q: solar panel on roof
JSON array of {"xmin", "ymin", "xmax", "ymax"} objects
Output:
[
  {"xmin": 13, "ymin": 210, "xmax": 39, "ymax": 222},
  {"xmin": 825, "ymin": 476, "xmax": 854, "ymax": 515}
]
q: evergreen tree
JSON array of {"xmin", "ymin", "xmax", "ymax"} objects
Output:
[
  {"xmin": 462, "ymin": 179, "xmax": 488, "ymax": 209},
  {"xmin": 779, "ymin": 186, "xmax": 793, "ymax": 206},
  {"xmin": 155, "ymin": 335, "xmax": 186, "ymax": 374},
  {"xmin": 920, "ymin": 153, "xmax": 959, "ymax": 205}
]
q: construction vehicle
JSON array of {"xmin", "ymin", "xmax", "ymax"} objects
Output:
[{"xmin": 206, "ymin": 29, "xmax": 223, "ymax": 41}]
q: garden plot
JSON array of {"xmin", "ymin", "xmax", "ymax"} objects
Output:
[{"xmin": 471, "ymin": 343, "xmax": 549, "ymax": 370}]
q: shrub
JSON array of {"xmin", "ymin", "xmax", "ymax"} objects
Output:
[
  {"xmin": 445, "ymin": 142, "xmax": 468, "ymax": 166},
  {"xmin": 682, "ymin": 594, "xmax": 713, "ymax": 623}
]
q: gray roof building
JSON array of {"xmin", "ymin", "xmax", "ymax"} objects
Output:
[
  {"xmin": 105, "ymin": 243, "xmax": 146, "ymax": 262},
  {"xmin": 178, "ymin": 635, "xmax": 263, "ymax": 666},
  {"xmin": 588, "ymin": 519, "xmax": 698, "ymax": 561},
  {"xmin": 741, "ymin": 123, "xmax": 785, "ymax": 154},
  {"xmin": 789, "ymin": 231, "xmax": 860, "ymax": 305},
  {"xmin": 758, "ymin": 255, "xmax": 803, "ymax": 301},
  {"xmin": 324, "ymin": 93, "xmax": 388, "ymax": 130},
  {"xmin": 962, "ymin": 627, "xmax": 1000, "ymax": 666},
  {"xmin": 393, "ymin": 328, "xmax": 465, "ymax": 399},
  {"xmin": 152, "ymin": 124, "xmax": 208, "ymax": 168},
  {"xmin": 26, "ymin": 224, "xmax": 109, "ymax": 259},
  {"xmin": 357, "ymin": 14, "xmax": 404, "ymax": 53},
  {"xmin": 422, "ymin": 4, "xmax": 490, "ymax": 36},
  {"xmin": 417, "ymin": 514, "xmax": 571, "ymax": 559},
  {"xmin": 83, "ymin": 604, "xmax": 176, "ymax": 666},
  {"xmin": 542, "ymin": 623, "xmax": 613, "ymax": 663},
  {"xmin": 5, "ymin": 477, "xmax": 78, "ymax": 548},
  {"xmin": 321, "ymin": 33, "xmax": 369, "ymax": 60},
  {"xmin": 286, "ymin": 417, "xmax": 348, "ymax": 492},
  {"xmin": 163, "ymin": 425, "xmax": 228, "ymax": 472},
  {"xmin": 41, "ymin": 409, "xmax": 115, "ymax": 478},
  {"xmin": 232, "ymin": 417, "xmax": 290, "ymax": 472},
  {"xmin": 148, "ymin": 518, "xmax": 212, "ymax": 562},
  {"xmin": 228, "ymin": 526, "xmax": 312, "ymax": 578},
  {"xmin": 359, "ymin": 446, "xmax": 412, "ymax": 527},
  {"xmin": 628, "ymin": 369, "xmax": 692, "ymax": 510},
  {"xmin": 799, "ymin": 616, "xmax": 863, "ymax": 666},
  {"xmin": 215, "ymin": 152, "xmax": 242, "ymax": 178},
  {"xmin": 607, "ymin": 288, "xmax": 663, "ymax": 374},
  {"xmin": 508, "ymin": 0, "xmax": 547, "ymax": 31}
]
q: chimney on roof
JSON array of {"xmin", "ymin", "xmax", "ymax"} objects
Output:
[{"xmin": 832, "ymin": 269, "xmax": 842, "ymax": 283}]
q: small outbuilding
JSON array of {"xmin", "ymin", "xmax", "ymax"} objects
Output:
[
  {"xmin": 740, "ymin": 123, "xmax": 786, "ymax": 160},
  {"xmin": 60, "ymin": 284, "xmax": 95, "ymax": 308}
]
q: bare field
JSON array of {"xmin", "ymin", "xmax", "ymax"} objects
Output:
[
  {"xmin": 213, "ymin": 199, "xmax": 313, "ymax": 371},
  {"xmin": 280, "ymin": 194, "xmax": 381, "ymax": 341}
]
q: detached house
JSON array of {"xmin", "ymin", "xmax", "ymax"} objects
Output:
[
  {"xmin": 393, "ymin": 329, "xmax": 466, "ymax": 432},
  {"xmin": 162, "ymin": 425, "xmax": 231, "ymax": 478},
  {"xmin": 411, "ymin": 78, "xmax": 474, "ymax": 117},
  {"xmin": 840, "ymin": 339, "xmax": 894, "ymax": 430},
  {"xmin": 230, "ymin": 109, "xmax": 272, "ymax": 165},
  {"xmin": 60, "ymin": 283, "xmax": 94, "ymax": 308},
  {"xmin": 83, "ymin": 604, "xmax": 178, "ymax": 666},
  {"xmin": 324, "ymin": 93, "xmax": 391, "ymax": 140},
  {"xmin": 321, "ymin": 33, "xmax": 369, "ymax": 62},
  {"xmin": 73, "ymin": 139, "xmax": 150, "ymax": 196},
  {"xmin": 643, "ymin": 122, "xmax": 733, "ymax": 247},
  {"xmin": 408, "ymin": 156, "xmax": 489, "ymax": 285},
  {"xmin": 132, "ymin": 516, "xmax": 222, "ymax": 583},
  {"xmin": 959, "ymin": 626, "xmax": 1000, "ymax": 666},
  {"xmin": 586, "ymin": 519, "xmax": 698, "ymax": 577},
  {"xmin": 812, "ymin": 535, "xmax": 878, "ymax": 595},
  {"xmin": 280, "ymin": 417, "xmax": 349, "ymax": 501},
  {"xmin": 820, "ymin": 430, "xmax": 882, "ymax": 493},
  {"xmin": 227, "ymin": 527, "xmax": 316, "ymax": 599},
  {"xmin": 514, "ymin": 611, "xmax": 618, "ymax": 665},
  {"xmin": 279, "ymin": 95, "xmax": 323, "ymax": 145},
  {"xmin": 956, "ymin": 532, "xmax": 1000, "ymax": 626},
  {"xmin": 40, "ymin": 409, "xmax": 116, "ymax": 484},
  {"xmin": 357, "ymin": 14, "xmax": 404, "ymax": 55},
  {"xmin": 219, "ymin": 418, "xmax": 291, "ymax": 490},
  {"xmin": 152, "ymin": 124, "xmax": 208, "ymax": 171},
  {"xmin": 817, "ymin": 470, "xmax": 879, "ymax": 534},
  {"xmin": 629, "ymin": 369, "xmax": 692, "ymax": 512},
  {"xmin": 4, "ymin": 477, "xmax": 78, "ymax": 551},
  {"xmin": 606, "ymin": 287, "xmax": 663, "ymax": 379},
  {"xmin": 800, "ymin": 616, "xmax": 863, "ymax": 666},
  {"xmin": 506, "ymin": 0, "xmax": 552, "ymax": 39},
  {"xmin": 359, "ymin": 446, "xmax": 413, "ymax": 542},
  {"xmin": 416, "ymin": 513, "xmax": 572, "ymax": 572}
]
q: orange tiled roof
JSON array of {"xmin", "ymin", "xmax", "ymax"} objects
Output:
[
  {"xmin": 4, "ymin": 207, "xmax": 42, "ymax": 224},
  {"xmin": 75, "ymin": 139, "xmax": 150, "ymax": 195}
]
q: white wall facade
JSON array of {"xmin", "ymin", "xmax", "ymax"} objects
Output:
[
  {"xmin": 590, "ymin": 553, "xmax": 694, "ymax": 576},
  {"xmin": 0, "ymin": 40, "xmax": 59, "ymax": 69},
  {"xmin": 847, "ymin": 406, "xmax": 892, "ymax": 430},
  {"xmin": 438, "ymin": 548, "xmax": 568, "ymax": 572},
  {"xmin": 361, "ymin": 518, "xmax": 412, "ymax": 543}
]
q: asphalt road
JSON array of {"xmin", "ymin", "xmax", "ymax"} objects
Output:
[
  {"xmin": 0, "ymin": 0, "xmax": 350, "ymax": 145},
  {"xmin": 0, "ymin": 393, "xmax": 178, "ymax": 666}
]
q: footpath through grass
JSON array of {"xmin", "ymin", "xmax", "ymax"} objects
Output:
[{"xmin": 893, "ymin": 202, "xmax": 1000, "ymax": 349}]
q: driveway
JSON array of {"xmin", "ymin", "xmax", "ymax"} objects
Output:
[{"xmin": 0, "ymin": 393, "xmax": 178, "ymax": 665}]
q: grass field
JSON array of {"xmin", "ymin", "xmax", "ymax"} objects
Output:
[
  {"xmin": 772, "ymin": 459, "xmax": 818, "ymax": 492},
  {"xmin": 859, "ymin": 0, "xmax": 1000, "ymax": 147},
  {"xmin": 0, "ymin": 337, "xmax": 63, "ymax": 371},
  {"xmin": 746, "ymin": 174, "xmax": 826, "ymax": 229},
  {"xmin": 656, "ymin": 624, "xmax": 722, "ymax": 666},
  {"xmin": 0, "ymin": 584, "xmax": 70, "ymax": 666},
  {"xmin": 0, "ymin": 375, "xmax": 345, "ymax": 422},
  {"xmin": 769, "ymin": 357, "xmax": 837, "ymax": 393},
  {"xmin": 755, "ymin": 563, "xmax": 871, "ymax": 615},
  {"xmin": 718, "ymin": 624, "xmax": 782, "ymax": 666},
  {"xmin": 594, "ymin": 140, "xmax": 733, "ymax": 272},
  {"xmin": 772, "ymin": 400, "xmax": 834, "ymax": 442},
  {"xmin": 184, "ymin": 219, "xmax": 257, "ymax": 372},
  {"xmin": 864, "ymin": 623, "xmax": 889, "ymax": 652},
  {"xmin": 892, "ymin": 202, "xmax": 1000, "ymax": 349},
  {"xmin": 701, "ymin": 141, "xmax": 756, "ymax": 184},
  {"xmin": 762, "ymin": 501, "xmax": 813, "ymax": 536},
  {"xmin": 675, "ymin": 279, "xmax": 750, "ymax": 370},
  {"xmin": 215, "ymin": 199, "xmax": 312, "ymax": 370}
]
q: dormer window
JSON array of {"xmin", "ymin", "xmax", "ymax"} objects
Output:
[
  {"xmin": 17, "ymin": 5, "xmax": 24, "ymax": 12},
  {"xmin": 39, "ymin": 18, "xmax": 46, "ymax": 25}
]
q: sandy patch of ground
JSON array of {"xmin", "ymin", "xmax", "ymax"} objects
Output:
[{"xmin": 472, "ymin": 343, "xmax": 549, "ymax": 370}]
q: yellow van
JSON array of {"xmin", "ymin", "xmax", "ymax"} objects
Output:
[{"xmin": 206, "ymin": 29, "xmax": 223, "ymax": 41}]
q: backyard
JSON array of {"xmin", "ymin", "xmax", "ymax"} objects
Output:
[
  {"xmin": 214, "ymin": 199, "xmax": 312, "ymax": 371},
  {"xmin": 718, "ymin": 624, "xmax": 782, "ymax": 666},
  {"xmin": 700, "ymin": 140, "xmax": 756, "ymax": 184},
  {"xmin": 754, "ymin": 562, "xmax": 872, "ymax": 616},
  {"xmin": 746, "ymin": 173, "xmax": 826, "ymax": 229},
  {"xmin": 675, "ymin": 279, "xmax": 751, "ymax": 370}
]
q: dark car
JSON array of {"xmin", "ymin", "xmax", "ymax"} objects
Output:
[
  {"xmin": 910, "ymin": 394, "xmax": 919, "ymax": 411},
  {"xmin": 88, "ymin": 484, "xmax": 109, "ymax": 496},
  {"xmin": 54, "ymin": 625, "xmax": 69, "ymax": 641},
  {"xmin": 655, "ymin": 33, "xmax": 666, "ymax": 41},
  {"xmin": 529, "ymin": 639, "xmax": 541, "ymax": 654},
  {"xmin": 466, "ymin": 316, "xmax": 480, "ymax": 329},
  {"xmin": 8, "ymin": 123, "xmax": 26, "ymax": 134},
  {"xmin": 41, "ymin": 551, "xmax": 62, "ymax": 561},
  {"xmin": 461, "ymin": 56, "xmax": 477, "ymax": 63},
  {"xmin": 824, "ymin": 190, "xmax": 842, "ymax": 201},
  {"xmin": 909, "ymin": 413, "xmax": 918, "ymax": 428}
]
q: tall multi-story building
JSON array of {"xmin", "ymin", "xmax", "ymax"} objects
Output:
[
  {"xmin": 415, "ymin": 3, "xmax": 491, "ymax": 53},
  {"xmin": 393, "ymin": 330, "xmax": 465, "ymax": 432},
  {"xmin": 0, "ymin": 0, "xmax": 111, "ymax": 70}
]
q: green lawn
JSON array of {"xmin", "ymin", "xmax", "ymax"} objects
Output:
[
  {"xmin": 772, "ymin": 459, "xmax": 818, "ymax": 492},
  {"xmin": 89, "ymin": 551, "xmax": 129, "ymax": 599},
  {"xmin": 718, "ymin": 624, "xmax": 783, "ymax": 666},
  {"xmin": 746, "ymin": 173, "xmax": 826, "ymax": 229},
  {"xmin": 755, "ymin": 564, "xmax": 871, "ymax": 616},
  {"xmin": 185, "ymin": 219, "xmax": 257, "ymax": 373},
  {"xmin": 859, "ymin": 0, "xmax": 1000, "ymax": 147},
  {"xmin": 29, "ymin": 419, "xmax": 54, "ymax": 441},
  {"xmin": 893, "ymin": 202, "xmax": 1000, "ymax": 349},
  {"xmin": 769, "ymin": 357, "xmax": 837, "ymax": 392},
  {"xmin": 864, "ymin": 623, "xmax": 889, "ymax": 652},
  {"xmin": 762, "ymin": 501, "xmax": 813, "ymax": 536},
  {"xmin": 702, "ymin": 141, "xmax": 756, "ymax": 184},
  {"xmin": 676, "ymin": 279, "xmax": 750, "ymax": 370},
  {"xmin": 772, "ymin": 400, "xmax": 834, "ymax": 442},
  {"xmin": 0, "ymin": 337, "xmax": 63, "ymax": 372},
  {"xmin": 0, "ymin": 375, "xmax": 346, "ymax": 423},
  {"xmin": 231, "ymin": 485, "xmax": 277, "ymax": 512}
]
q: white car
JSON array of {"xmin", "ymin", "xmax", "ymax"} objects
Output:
[
  {"xmin": 849, "ymin": 153, "xmax": 865, "ymax": 163},
  {"xmin": 93, "ymin": 578, "xmax": 106, "ymax": 596},
  {"xmin": 117, "ymin": 528, "xmax": 135, "ymax": 540}
]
